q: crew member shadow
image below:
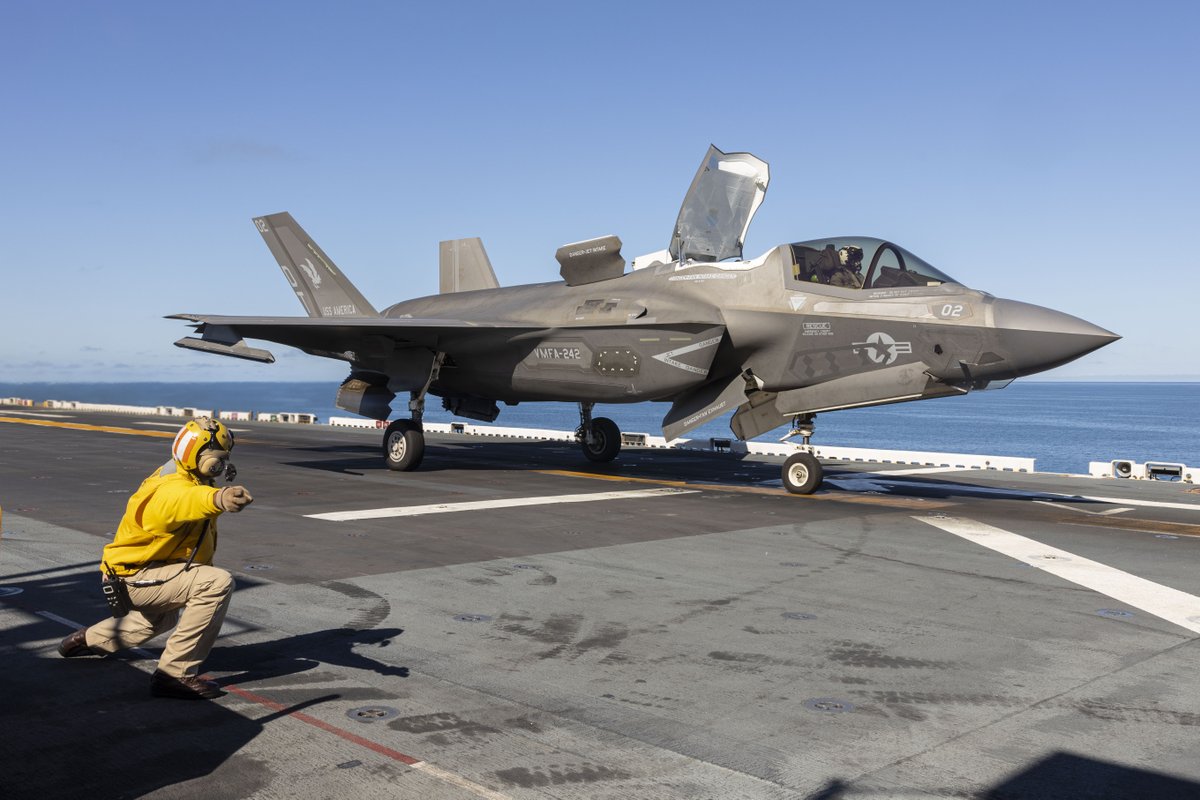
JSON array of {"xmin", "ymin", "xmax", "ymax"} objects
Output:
[
  {"xmin": 205, "ymin": 626, "xmax": 411, "ymax": 687},
  {"xmin": 0, "ymin": 568, "xmax": 409, "ymax": 799},
  {"xmin": 0, "ymin": 578, "xmax": 327, "ymax": 798}
]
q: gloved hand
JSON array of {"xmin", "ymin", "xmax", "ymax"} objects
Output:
[{"xmin": 216, "ymin": 485, "xmax": 254, "ymax": 513}]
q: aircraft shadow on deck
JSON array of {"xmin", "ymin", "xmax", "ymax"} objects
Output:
[
  {"xmin": 275, "ymin": 441, "xmax": 1118, "ymax": 510},
  {"xmin": 807, "ymin": 750, "xmax": 1200, "ymax": 800},
  {"xmin": 278, "ymin": 438, "xmax": 767, "ymax": 478},
  {"xmin": 981, "ymin": 750, "xmax": 1200, "ymax": 800}
]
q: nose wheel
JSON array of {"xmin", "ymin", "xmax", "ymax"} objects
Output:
[
  {"xmin": 780, "ymin": 414, "xmax": 822, "ymax": 494},
  {"xmin": 782, "ymin": 451, "xmax": 823, "ymax": 494}
]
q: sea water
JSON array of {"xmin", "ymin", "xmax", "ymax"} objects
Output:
[{"xmin": 2, "ymin": 381, "xmax": 1197, "ymax": 475}]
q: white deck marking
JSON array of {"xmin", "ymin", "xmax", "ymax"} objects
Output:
[
  {"xmin": 1070, "ymin": 494, "xmax": 1200, "ymax": 513},
  {"xmin": 36, "ymin": 610, "xmax": 85, "ymax": 629},
  {"xmin": 831, "ymin": 476, "xmax": 1200, "ymax": 513},
  {"xmin": 918, "ymin": 516, "xmax": 1200, "ymax": 635},
  {"xmin": 306, "ymin": 487, "xmax": 700, "ymax": 522},
  {"xmin": 411, "ymin": 762, "xmax": 512, "ymax": 800},
  {"xmin": 136, "ymin": 421, "xmax": 251, "ymax": 432},
  {"xmin": 1032, "ymin": 500, "xmax": 1133, "ymax": 516},
  {"xmin": 0, "ymin": 410, "xmax": 73, "ymax": 418},
  {"xmin": 868, "ymin": 466, "xmax": 963, "ymax": 476}
]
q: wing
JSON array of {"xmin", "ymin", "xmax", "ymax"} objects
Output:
[{"xmin": 169, "ymin": 314, "xmax": 545, "ymax": 364}]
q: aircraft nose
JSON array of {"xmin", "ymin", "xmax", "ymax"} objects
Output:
[{"xmin": 991, "ymin": 299, "xmax": 1120, "ymax": 376}]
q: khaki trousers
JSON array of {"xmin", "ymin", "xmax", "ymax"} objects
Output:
[{"xmin": 84, "ymin": 563, "xmax": 234, "ymax": 679}]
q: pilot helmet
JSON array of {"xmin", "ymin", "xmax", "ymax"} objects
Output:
[
  {"xmin": 171, "ymin": 417, "xmax": 235, "ymax": 477},
  {"xmin": 839, "ymin": 246, "xmax": 864, "ymax": 269}
]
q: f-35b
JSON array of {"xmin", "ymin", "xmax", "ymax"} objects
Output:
[{"xmin": 172, "ymin": 147, "xmax": 1118, "ymax": 493}]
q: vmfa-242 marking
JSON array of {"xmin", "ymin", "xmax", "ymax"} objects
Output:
[
  {"xmin": 528, "ymin": 344, "xmax": 587, "ymax": 364},
  {"xmin": 173, "ymin": 146, "xmax": 1117, "ymax": 493}
]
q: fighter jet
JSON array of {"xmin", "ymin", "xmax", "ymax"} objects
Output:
[{"xmin": 171, "ymin": 146, "xmax": 1119, "ymax": 493}]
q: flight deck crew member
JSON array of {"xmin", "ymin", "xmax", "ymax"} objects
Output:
[{"xmin": 57, "ymin": 417, "xmax": 253, "ymax": 700}]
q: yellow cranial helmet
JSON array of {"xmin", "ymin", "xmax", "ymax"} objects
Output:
[{"xmin": 171, "ymin": 417, "xmax": 235, "ymax": 476}]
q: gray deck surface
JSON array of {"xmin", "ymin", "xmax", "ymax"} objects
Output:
[{"xmin": 2, "ymin": 410, "xmax": 1199, "ymax": 799}]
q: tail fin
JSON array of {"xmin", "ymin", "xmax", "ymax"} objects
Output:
[
  {"xmin": 439, "ymin": 237, "xmax": 499, "ymax": 293},
  {"xmin": 253, "ymin": 213, "xmax": 379, "ymax": 318}
]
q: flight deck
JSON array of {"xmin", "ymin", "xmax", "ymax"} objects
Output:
[{"xmin": 2, "ymin": 409, "xmax": 1199, "ymax": 799}]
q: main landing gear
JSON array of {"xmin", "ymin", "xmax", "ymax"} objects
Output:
[
  {"xmin": 383, "ymin": 418, "xmax": 424, "ymax": 471},
  {"xmin": 577, "ymin": 402, "xmax": 621, "ymax": 463},
  {"xmin": 381, "ymin": 354, "xmax": 443, "ymax": 472},
  {"xmin": 781, "ymin": 414, "xmax": 824, "ymax": 495}
]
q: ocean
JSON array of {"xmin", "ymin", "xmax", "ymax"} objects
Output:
[{"xmin": 2, "ymin": 381, "xmax": 1197, "ymax": 475}]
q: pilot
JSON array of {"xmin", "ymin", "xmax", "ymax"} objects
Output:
[
  {"xmin": 57, "ymin": 417, "xmax": 254, "ymax": 700},
  {"xmin": 832, "ymin": 246, "xmax": 865, "ymax": 288}
]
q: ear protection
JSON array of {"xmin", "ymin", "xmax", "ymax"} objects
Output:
[{"xmin": 197, "ymin": 449, "xmax": 229, "ymax": 477}]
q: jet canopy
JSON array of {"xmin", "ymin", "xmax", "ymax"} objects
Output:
[
  {"xmin": 788, "ymin": 237, "xmax": 958, "ymax": 290},
  {"xmin": 670, "ymin": 146, "xmax": 769, "ymax": 263}
]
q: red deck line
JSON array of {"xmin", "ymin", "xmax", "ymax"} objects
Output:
[{"xmin": 224, "ymin": 683, "xmax": 422, "ymax": 766}]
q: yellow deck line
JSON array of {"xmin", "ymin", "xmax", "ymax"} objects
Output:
[
  {"xmin": 536, "ymin": 469, "xmax": 953, "ymax": 508},
  {"xmin": 536, "ymin": 469, "xmax": 691, "ymax": 488},
  {"xmin": 1065, "ymin": 516, "xmax": 1200, "ymax": 538},
  {"xmin": 0, "ymin": 416, "xmax": 176, "ymax": 438},
  {"xmin": 2, "ymin": 417, "xmax": 949, "ymax": 511}
]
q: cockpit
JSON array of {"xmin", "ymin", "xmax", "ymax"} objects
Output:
[{"xmin": 788, "ymin": 237, "xmax": 957, "ymax": 290}]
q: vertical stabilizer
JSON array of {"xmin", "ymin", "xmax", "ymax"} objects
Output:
[
  {"xmin": 254, "ymin": 213, "xmax": 379, "ymax": 318},
  {"xmin": 440, "ymin": 238, "xmax": 500, "ymax": 293}
]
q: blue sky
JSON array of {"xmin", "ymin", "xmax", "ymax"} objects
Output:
[{"xmin": 2, "ymin": 1, "xmax": 1196, "ymax": 382}]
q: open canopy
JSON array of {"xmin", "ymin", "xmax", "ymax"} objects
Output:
[{"xmin": 670, "ymin": 146, "xmax": 769, "ymax": 263}]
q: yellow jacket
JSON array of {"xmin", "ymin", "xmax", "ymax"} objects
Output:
[{"xmin": 101, "ymin": 460, "xmax": 223, "ymax": 576}]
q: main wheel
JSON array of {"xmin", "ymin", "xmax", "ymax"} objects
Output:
[
  {"xmin": 782, "ymin": 452, "xmax": 823, "ymax": 494},
  {"xmin": 581, "ymin": 416, "xmax": 621, "ymax": 463},
  {"xmin": 382, "ymin": 419, "xmax": 425, "ymax": 471}
]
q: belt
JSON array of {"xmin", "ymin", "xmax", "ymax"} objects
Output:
[{"xmin": 127, "ymin": 560, "xmax": 188, "ymax": 572}]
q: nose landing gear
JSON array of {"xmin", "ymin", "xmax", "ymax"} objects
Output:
[
  {"xmin": 782, "ymin": 451, "xmax": 823, "ymax": 494},
  {"xmin": 781, "ymin": 414, "xmax": 824, "ymax": 494}
]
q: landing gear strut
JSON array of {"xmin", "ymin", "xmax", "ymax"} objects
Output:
[
  {"xmin": 381, "ymin": 353, "xmax": 444, "ymax": 472},
  {"xmin": 781, "ymin": 414, "xmax": 823, "ymax": 494},
  {"xmin": 576, "ymin": 402, "xmax": 621, "ymax": 463}
]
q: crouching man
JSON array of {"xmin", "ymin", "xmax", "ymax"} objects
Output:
[{"xmin": 58, "ymin": 417, "xmax": 253, "ymax": 700}]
